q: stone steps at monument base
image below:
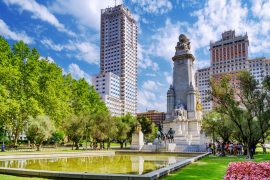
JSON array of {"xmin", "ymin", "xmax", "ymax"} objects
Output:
[
  {"xmin": 174, "ymin": 144, "xmax": 206, "ymax": 152},
  {"xmin": 174, "ymin": 135, "xmax": 201, "ymax": 145},
  {"xmin": 141, "ymin": 144, "xmax": 207, "ymax": 152}
]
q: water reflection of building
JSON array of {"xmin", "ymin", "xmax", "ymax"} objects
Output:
[{"xmin": 130, "ymin": 155, "xmax": 177, "ymax": 175}]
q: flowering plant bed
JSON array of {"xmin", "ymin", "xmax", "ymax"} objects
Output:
[{"xmin": 224, "ymin": 162, "xmax": 270, "ymax": 180}]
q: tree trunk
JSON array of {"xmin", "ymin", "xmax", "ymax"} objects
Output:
[
  {"xmin": 246, "ymin": 145, "xmax": 253, "ymax": 159},
  {"xmin": 261, "ymin": 143, "xmax": 266, "ymax": 154},
  {"xmin": 107, "ymin": 140, "xmax": 110, "ymax": 150},
  {"xmin": 13, "ymin": 130, "xmax": 19, "ymax": 147},
  {"xmin": 36, "ymin": 144, "xmax": 41, "ymax": 151},
  {"xmin": 99, "ymin": 142, "xmax": 102, "ymax": 149},
  {"xmin": 120, "ymin": 142, "xmax": 123, "ymax": 149},
  {"xmin": 75, "ymin": 142, "xmax": 79, "ymax": 150}
]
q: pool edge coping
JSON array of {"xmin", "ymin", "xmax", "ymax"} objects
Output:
[{"xmin": 0, "ymin": 152, "xmax": 210, "ymax": 180}]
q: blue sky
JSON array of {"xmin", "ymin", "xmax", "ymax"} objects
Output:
[{"xmin": 1, "ymin": 0, "xmax": 270, "ymax": 112}]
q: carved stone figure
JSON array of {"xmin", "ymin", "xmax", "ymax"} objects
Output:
[
  {"xmin": 135, "ymin": 123, "xmax": 142, "ymax": 133},
  {"xmin": 173, "ymin": 104, "xmax": 186, "ymax": 119},
  {"xmin": 176, "ymin": 34, "xmax": 191, "ymax": 51}
]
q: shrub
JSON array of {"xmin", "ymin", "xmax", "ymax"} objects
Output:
[{"xmin": 224, "ymin": 162, "xmax": 270, "ymax": 179}]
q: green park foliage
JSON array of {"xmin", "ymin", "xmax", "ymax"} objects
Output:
[
  {"xmin": 203, "ymin": 71, "xmax": 270, "ymax": 158},
  {"xmin": 0, "ymin": 37, "xmax": 156, "ymax": 150}
]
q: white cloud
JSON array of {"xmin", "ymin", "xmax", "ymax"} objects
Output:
[
  {"xmin": 39, "ymin": 56, "xmax": 55, "ymax": 63},
  {"xmin": 131, "ymin": 0, "xmax": 173, "ymax": 14},
  {"xmin": 148, "ymin": 19, "xmax": 184, "ymax": 63},
  {"xmin": 141, "ymin": 18, "xmax": 150, "ymax": 24},
  {"xmin": 3, "ymin": 0, "xmax": 74, "ymax": 36},
  {"xmin": 0, "ymin": 19, "xmax": 33, "ymax": 44},
  {"xmin": 41, "ymin": 39, "xmax": 75, "ymax": 52},
  {"xmin": 164, "ymin": 72, "xmax": 172, "ymax": 85},
  {"xmin": 68, "ymin": 63, "xmax": 92, "ymax": 84},
  {"xmin": 186, "ymin": 0, "xmax": 270, "ymax": 56},
  {"xmin": 194, "ymin": 60, "xmax": 210, "ymax": 70},
  {"xmin": 138, "ymin": 43, "xmax": 159, "ymax": 71},
  {"xmin": 148, "ymin": 0, "xmax": 270, "ymax": 63},
  {"xmin": 187, "ymin": 0, "xmax": 248, "ymax": 53},
  {"xmin": 137, "ymin": 88, "xmax": 167, "ymax": 112},
  {"xmin": 41, "ymin": 39, "xmax": 99, "ymax": 65},
  {"xmin": 47, "ymin": 56, "xmax": 55, "ymax": 63},
  {"xmin": 74, "ymin": 42, "xmax": 99, "ymax": 65},
  {"xmin": 49, "ymin": 0, "xmax": 122, "ymax": 31},
  {"xmin": 142, "ymin": 80, "xmax": 159, "ymax": 90},
  {"xmin": 137, "ymin": 79, "xmax": 168, "ymax": 112}
]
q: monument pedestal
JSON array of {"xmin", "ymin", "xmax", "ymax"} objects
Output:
[
  {"xmin": 163, "ymin": 117, "xmax": 203, "ymax": 145},
  {"xmin": 131, "ymin": 130, "xmax": 144, "ymax": 150}
]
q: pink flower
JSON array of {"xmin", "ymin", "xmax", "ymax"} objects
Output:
[{"xmin": 224, "ymin": 162, "xmax": 270, "ymax": 180}]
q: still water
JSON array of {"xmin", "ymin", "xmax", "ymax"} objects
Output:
[{"xmin": 0, "ymin": 153, "xmax": 188, "ymax": 175}]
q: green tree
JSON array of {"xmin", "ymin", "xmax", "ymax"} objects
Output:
[
  {"xmin": 26, "ymin": 115, "xmax": 55, "ymax": 151},
  {"xmin": 114, "ymin": 113, "xmax": 137, "ymax": 148},
  {"xmin": 210, "ymin": 71, "xmax": 270, "ymax": 159},
  {"xmin": 64, "ymin": 115, "xmax": 84, "ymax": 150},
  {"xmin": 202, "ymin": 111, "xmax": 232, "ymax": 143},
  {"xmin": 114, "ymin": 116, "xmax": 130, "ymax": 149},
  {"xmin": 90, "ymin": 110, "xmax": 115, "ymax": 149},
  {"xmin": 138, "ymin": 117, "xmax": 157, "ymax": 142},
  {"xmin": 50, "ymin": 131, "xmax": 65, "ymax": 147}
]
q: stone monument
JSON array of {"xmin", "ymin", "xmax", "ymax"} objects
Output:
[
  {"xmin": 163, "ymin": 34, "xmax": 204, "ymax": 147},
  {"xmin": 131, "ymin": 123, "xmax": 144, "ymax": 150}
]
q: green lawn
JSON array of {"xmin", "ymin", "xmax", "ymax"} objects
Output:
[{"xmin": 164, "ymin": 153, "xmax": 270, "ymax": 180}]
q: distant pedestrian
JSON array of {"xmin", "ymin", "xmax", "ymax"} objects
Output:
[
  {"xmin": 237, "ymin": 144, "xmax": 243, "ymax": 155},
  {"xmin": 229, "ymin": 143, "xmax": 233, "ymax": 155}
]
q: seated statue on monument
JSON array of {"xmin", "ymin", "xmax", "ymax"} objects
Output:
[
  {"xmin": 173, "ymin": 104, "xmax": 187, "ymax": 120},
  {"xmin": 176, "ymin": 34, "xmax": 191, "ymax": 52}
]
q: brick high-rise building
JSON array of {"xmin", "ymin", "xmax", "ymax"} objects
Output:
[
  {"xmin": 93, "ymin": 4, "xmax": 138, "ymax": 116},
  {"xmin": 210, "ymin": 30, "xmax": 249, "ymax": 93},
  {"xmin": 137, "ymin": 110, "xmax": 166, "ymax": 126},
  {"xmin": 196, "ymin": 31, "xmax": 270, "ymax": 111}
]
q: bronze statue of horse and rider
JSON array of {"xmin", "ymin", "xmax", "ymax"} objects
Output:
[{"xmin": 157, "ymin": 124, "xmax": 175, "ymax": 143}]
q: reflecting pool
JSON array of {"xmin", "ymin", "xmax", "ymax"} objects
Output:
[{"xmin": 0, "ymin": 153, "xmax": 189, "ymax": 175}]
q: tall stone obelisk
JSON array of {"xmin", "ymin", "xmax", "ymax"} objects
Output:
[{"xmin": 163, "ymin": 34, "xmax": 204, "ymax": 146}]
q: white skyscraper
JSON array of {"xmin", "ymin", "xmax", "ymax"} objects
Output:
[{"xmin": 92, "ymin": 4, "xmax": 138, "ymax": 116}]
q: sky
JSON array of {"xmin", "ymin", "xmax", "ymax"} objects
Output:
[{"xmin": 1, "ymin": 0, "xmax": 270, "ymax": 112}]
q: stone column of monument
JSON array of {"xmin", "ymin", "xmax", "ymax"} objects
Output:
[
  {"xmin": 131, "ymin": 124, "xmax": 144, "ymax": 150},
  {"xmin": 163, "ymin": 34, "xmax": 203, "ymax": 147}
]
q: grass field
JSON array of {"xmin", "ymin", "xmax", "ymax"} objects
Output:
[{"xmin": 163, "ymin": 153, "xmax": 270, "ymax": 180}]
